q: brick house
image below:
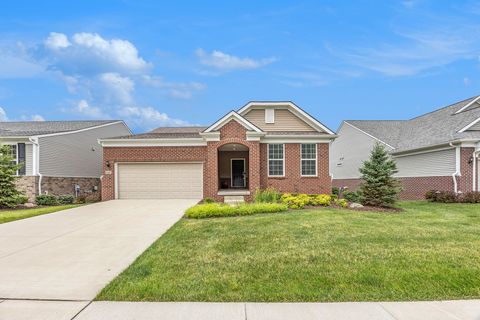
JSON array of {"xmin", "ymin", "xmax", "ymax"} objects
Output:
[
  {"xmin": 331, "ymin": 96, "xmax": 480, "ymax": 199},
  {"xmin": 100, "ymin": 102, "xmax": 336, "ymax": 202}
]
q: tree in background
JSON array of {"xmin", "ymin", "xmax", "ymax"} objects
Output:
[
  {"xmin": 0, "ymin": 145, "xmax": 26, "ymax": 208},
  {"xmin": 359, "ymin": 143, "xmax": 402, "ymax": 207}
]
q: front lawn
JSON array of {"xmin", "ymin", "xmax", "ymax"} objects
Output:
[
  {"xmin": 0, "ymin": 205, "xmax": 81, "ymax": 224},
  {"xmin": 97, "ymin": 201, "xmax": 480, "ymax": 302}
]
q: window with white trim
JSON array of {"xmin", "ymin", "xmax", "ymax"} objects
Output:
[
  {"xmin": 301, "ymin": 143, "xmax": 317, "ymax": 176},
  {"xmin": 7, "ymin": 144, "xmax": 17, "ymax": 166},
  {"xmin": 268, "ymin": 144, "xmax": 284, "ymax": 176}
]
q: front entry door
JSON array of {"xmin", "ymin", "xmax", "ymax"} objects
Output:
[{"xmin": 231, "ymin": 159, "xmax": 246, "ymax": 188}]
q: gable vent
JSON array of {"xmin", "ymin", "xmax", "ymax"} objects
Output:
[{"xmin": 265, "ymin": 109, "xmax": 275, "ymax": 124}]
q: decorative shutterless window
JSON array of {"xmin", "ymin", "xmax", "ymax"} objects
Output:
[
  {"xmin": 301, "ymin": 143, "xmax": 317, "ymax": 176},
  {"xmin": 8, "ymin": 144, "xmax": 17, "ymax": 165},
  {"xmin": 268, "ymin": 144, "xmax": 284, "ymax": 176}
]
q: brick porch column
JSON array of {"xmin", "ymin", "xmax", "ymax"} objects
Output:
[{"xmin": 248, "ymin": 141, "xmax": 261, "ymax": 196}]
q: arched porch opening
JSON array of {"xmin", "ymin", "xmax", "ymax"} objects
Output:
[{"xmin": 217, "ymin": 143, "xmax": 249, "ymax": 191}]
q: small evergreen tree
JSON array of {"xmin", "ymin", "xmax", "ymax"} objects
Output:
[
  {"xmin": 0, "ymin": 144, "xmax": 24, "ymax": 208},
  {"xmin": 359, "ymin": 143, "xmax": 402, "ymax": 207}
]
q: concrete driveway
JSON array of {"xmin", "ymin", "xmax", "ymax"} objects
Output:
[{"xmin": 0, "ymin": 199, "xmax": 197, "ymax": 301}]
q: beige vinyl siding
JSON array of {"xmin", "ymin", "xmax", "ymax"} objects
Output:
[
  {"xmin": 25, "ymin": 143, "xmax": 33, "ymax": 175},
  {"xmin": 39, "ymin": 122, "xmax": 129, "ymax": 177},
  {"xmin": 243, "ymin": 108, "xmax": 316, "ymax": 132},
  {"xmin": 117, "ymin": 163, "xmax": 203, "ymax": 199},
  {"xmin": 394, "ymin": 148, "xmax": 456, "ymax": 177},
  {"xmin": 330, "ymin": 123, "xmax": 394, "ymax": 179}
]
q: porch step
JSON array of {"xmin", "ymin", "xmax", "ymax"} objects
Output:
[{"xmin": 224, "ymin": 195, "xmax": 245, "ymax": 205}]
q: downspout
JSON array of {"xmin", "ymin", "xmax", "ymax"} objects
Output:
[
  {"xmin": 473, "ymin": 143, "xmax": 480, "ymax": 192},
  {"xmin": 450, "ymin": 143, "xmax": 460, "ymax": 194},
  {"xmin": 28, "ymin": 137, "xmax": 42, "ymax": 195}
]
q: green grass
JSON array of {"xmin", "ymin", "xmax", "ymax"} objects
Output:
[
  {"xmin": 97, "ymin": 201, "xmax": 480, "ymax": 302},
  {"xmin": 0, "ymin": 205, "xmax": 81, "ymax": 224}
]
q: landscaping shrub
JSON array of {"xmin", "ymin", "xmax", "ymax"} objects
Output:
[
  {"xmin": 75, "ymin": 195, "xmax": 87, "ymax": 204},
  {"xmin": 14, "ymin": 195, "xmax": 28, "ymax": 205},
  {"xmin": 58, "ymin": 195, "xmax": 75, "ymax": 205},
  {"xmin": 35, "ymin": 194, "xmax": 58, "ymax": 206},
  {"xmin": 335, "ymin": 198, "xmax": 348, "ymax": 208},
  {"xmin": 281, "ymin": 193, "xmax": 310, "ymax": 209},
  {"xmin": 254, "ymin": 188, "xmax": 282, "ymax": 203},
  {"xmin": 309, "ymin": 194, "xmax": 332, "ymax": 206},
  {"xmin": 425, "ymin": 190, "xmax": 458, "ymax": 203},
  {"xmin": 202, "ymin": 197, "xmax": 215, "ymax": 204},
  {"xmin": 359, "ymin": 143, "xmax": 402, "ymax": 207},
  {"xmin": 331, "ymin": 187, "xmax": 340, "ymax": 197},
  {"xmin": 462, "ymin": 192, "xmax": 480, "ymax": 203},
  {"xmin": 343, "ymin": 191, "xmax": 361, "ymax": 203},
  {"xmin": 185, "ymin": 202, "xmax": 288, "ymax": 219}
]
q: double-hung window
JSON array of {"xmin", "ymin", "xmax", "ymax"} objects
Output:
[
  {"xmin": 8, "ymin": 144, "xmax": 17, "ymax": 166},
  {"xmin": 301, "ymin": 143, "xmax": 317, "ymax": 176},
  {"xmin": 268, "ymin": 144, "xmax": 284, "ymax": 176}
]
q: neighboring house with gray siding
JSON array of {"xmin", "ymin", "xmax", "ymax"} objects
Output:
[
  {"xmin": 331, "ymin": 95, "xmax": 480, "ymax": 199},
  {"xmin": 0, "ymin": 120, "xmax": 131, "ymax": 201}
]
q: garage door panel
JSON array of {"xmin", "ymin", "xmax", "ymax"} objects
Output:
[{"xmin": 118, "ymin": 163, "xmax": 203, "ymax": 199}]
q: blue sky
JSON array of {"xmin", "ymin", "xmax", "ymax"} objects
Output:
[{"xmin": 1, "ymin": 0, "xmax": 480, "ymax": 132}]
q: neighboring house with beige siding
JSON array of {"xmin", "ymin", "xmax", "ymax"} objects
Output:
[
  {"xmin": 331, "ymin": 95, "xmax": 480, "ymax": 199},
  {"xmin": 0, "ymin": 120, "xmax": 131, "ymax": 201}
]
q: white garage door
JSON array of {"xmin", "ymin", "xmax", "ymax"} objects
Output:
[{"xmin": 117, "ymin": 163, "xmax": 203, "ymax": 199}]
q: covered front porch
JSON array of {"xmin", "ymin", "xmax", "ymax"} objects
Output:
[{"xmin": 217, "ymin": 143, "xmax": 251, "ymax": 196}]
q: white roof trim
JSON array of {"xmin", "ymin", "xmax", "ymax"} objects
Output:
[
  {"xmin": 237, "ymin": 101, "xmax": 335, "ymax": 135},
  {"xmin": 343, "ymin": 121, "xmax": 396, "ymax": 149},
  {"xmin": 458, "ymin": 116, "xmax": 480, "ymax": 133},
  {"xmin": 455, "ymin": 96, "xmax": 480, "ymax": 114},
  {"xmin": 203, "ymin": 111, "xmax": 263, "ymax": 133},
  {"xmin": 99, "ymin": 137, "xmax": 207, "ymax": 147}
]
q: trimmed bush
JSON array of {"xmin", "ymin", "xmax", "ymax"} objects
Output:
[
  {"xmin": 35, "ymin": 194, "xmax": 58, "ymax": 206},
  {"xmin": 425, "ymin": 190, "xmax": 458, "ymax": 203},
  {"xmin": 335, "ymin": 198, "xmax": 348, "ymax": 208},
  {"xmin": 185, "ymin": 202, "xmax": 288, "ymax": 219},
  {"xmin": 331, "ymin": 187, "xmax": 340, "ymax": 196},
  {"xmin": 58, "ymin": 195, "xmax": 75, "ymax": 205},
  {"xmin": 343, "ymin": 191, "xmax": 361, "ymax": 203},
  {"xmin": 463, "ymin": 192, "xmax": 480, "ymax": 203},
  {"xmin": 309, "ymin": 194, "xmax": 332, "ymax": 206},
  {"xmin": 254, "ymin": 188, "xmax": 282, "ymax": 203},
  {"xmin": 281, "ymin": 193, "xmax": 310, "ymax": 209}
]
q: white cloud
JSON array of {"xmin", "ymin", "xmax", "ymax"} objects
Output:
[
  {"xmin": 0, "ymin": 107, "xmax": 8, "ymax": 121},
  {"xmin": 336, "ymin": 22, "xmax": 480, "ymax": 76},
  {"xmin": 142, "ymin": 75, "xmax": 205, "ymax": 99},
  {"xmin": 99, "ymin": 72, "xmax": 135, "ymax": 105},
  {"xmin": 119, "ymin": 106, "xmax": 191, "ymax": 128},
  {"xmin": 70, "ymin": 99, "xmax": 107, "ymax": 118},
  {"xmin": 464, "ymin": 77, "xmax": 471, "ymax": 86},
  {"xmin": 44, "ymin": 32, "xmax": 71, "ymax": 50},
  {"xmin": 196, "ymin": 48, "xmax": 276, "ymax": 70}
]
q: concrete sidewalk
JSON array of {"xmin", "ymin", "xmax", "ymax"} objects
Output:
[
  {"xmin": 2, "ymin": 299, "xmax": 477, "ymax": 320},
  {"xmin": 74, "ymin": 300, "xmax": 480, "ymax": 320}
]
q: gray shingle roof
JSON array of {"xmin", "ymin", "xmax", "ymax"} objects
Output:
[
  {"xmin": 113, "ymin": 127, "xmax": 207, "ymax": 139},
  {"xmin": 345, "ymin": 96, "xmax": 480, "ymax": 153},
  {"xmin": 0, "ymin": 120, "xmax": 120, "ymax": 137}
]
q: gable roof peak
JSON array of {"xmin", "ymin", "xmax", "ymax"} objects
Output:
[{"xmin": 203, "ymin": 110, "xmax": 263, "ymax": 133}]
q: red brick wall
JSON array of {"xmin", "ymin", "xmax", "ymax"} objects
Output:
[
  {"xmin": 205, "ymin": 120, "xmax": 260, "ymax": 201},
  {"xmin": 260, "ymin": 143, "xmax": 331, "ymax": 194},
  {"xmin": 333, "ymin": 176, "xmax": 455, "ymax": 200},
  {"xmin": 102, "ymin": 120, "xmax": 333, "ymax": 201},
  {"xmin": 101, "ymin": 146, "xmax": 207, "ymax": 201},
  {"xmin": 459, "ymin": 147, "xmax": 475, "ymax": 193}
]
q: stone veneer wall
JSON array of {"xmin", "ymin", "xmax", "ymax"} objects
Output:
[
  {"xmin": 41, "ymin": 176, "xmax": 101, "ymax": 201},
  {"xmin": 15, "ymin": 176, "xmax": 38, "ymax": 202}
]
